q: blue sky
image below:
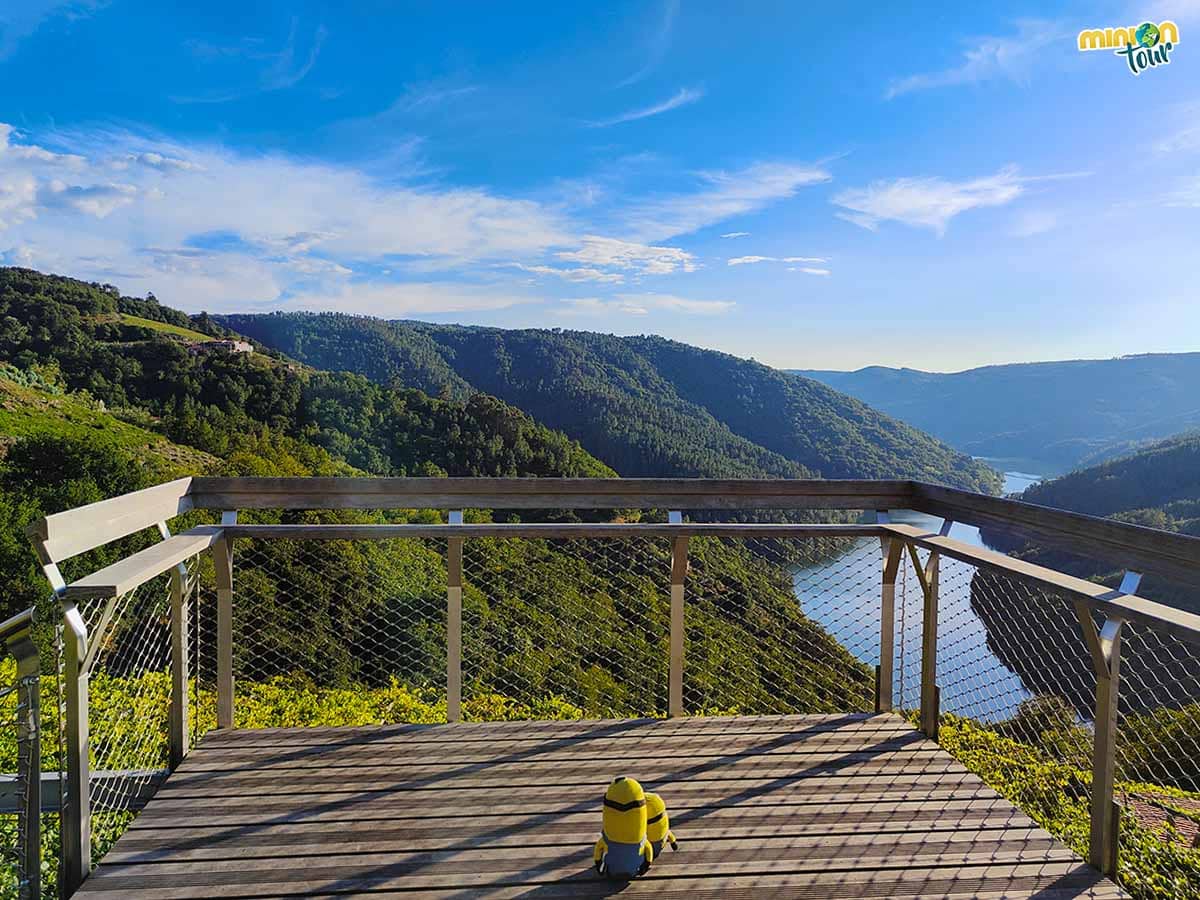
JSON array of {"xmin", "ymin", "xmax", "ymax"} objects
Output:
[{"xmin": 0, "ymin": 1, "xmax": 1197, "ymax": 370}]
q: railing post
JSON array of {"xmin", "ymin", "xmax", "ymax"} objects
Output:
[
  {"xmin": 61, "ymin": 602, "xmax": 91, "ymax": 895},
  {"xmin": 168, "ymin": 561, "xmax": 190, "ymax": 769},
  {"xmin": 919, "ymin": 550, "xmax": 940, "ymax": 739},
  {"xmin": 877, "ymin": 536, "xmax": 903, "ymax": 713},
  {"xmin": 446, "ymin": 511, "xmax": 463, "ymax": 724},
  {"xmin": 5, "ymin": 613, "xmax": 41, "ymax": 900},
  {"xmin": 668, "ymin": 511, "xmax": 687, "ymax": 719},
  {"xmin": 1074, "ymin": 578, "xmax": 1132, "ymax": 879},
  {"xmin": 215, "ymin": 511, "xmax": 236, "ymax": 730}
]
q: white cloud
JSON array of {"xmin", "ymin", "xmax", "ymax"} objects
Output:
[
  {"xmin": 832, "ymin": 166, "xmax": 1072, "ymax": 234},
  {"xmin": 556, "ymin": 235, "xmax": 697, "ymax": 275},
  {"xmin": 1011, "ymin": 209, "xmax": 1059, "ymax": 237},
  {"xmin": 589, "ymin": 87, "xmax": 704, "ymax": 128},
  {"xmin": 558, "ymin": 297, "xmax": 649, "ymax": 316},
  {"xmin": 719, "ymin": 231, "xmax": 750, "ymax": 238},
  {"xmin": 789, "ymin": 267, "xmax": 831, "ymax": 276},
  {"xmin": 623, "ymin": 162, "xmax": 830, "ymax": 242},
  {"xmin": 558, "ymin": 291, "xmax": 733, "ymax": 317},
  {"xmin": 885, "ymin": 20, "xmax": 1067, "ymax": 99},
  {"xmin": 0, "ymin": 121, "xmax": 576, "ymax": 310},
  {"xmin": 0, "ymin": 0, "xmax": 106, "ymax": 59},
  {"xmin": 1165, "ymin": 175, "xmax": 1200, "ymax": 207},
  {"xmin": 728, "ymin": 254, "xmax": 826, "ymax": 266},
  {"xmin": 173, "ymin": 19, "xmax": 327, "ymax": 104},
  {"xmin": 284, "ymin": 281, "xmax": 539, "ymax": 317},
  {"xmin": 505, "ymin": 262, "xmax": 625, "ymax": 283},
  {"xmin": 616, "ymin": 0, "xmax": 680, "ymax": 87}
]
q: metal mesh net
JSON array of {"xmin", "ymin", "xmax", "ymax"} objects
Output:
[
  {"xmin": 71, "ymin": 555, "xmax": 201, "ymax": 865},
  {"xmin": 0, "ymin": 666, "xmax": 40, "ymax": 898},
  {"xmin": 232, "ymin": 537, "xmax": 448, "ymax": 724},
  {"xmin": 461, "ymin": 536, "xmax": 671, "ymax": 718},
  {"xmin": 685, "ymin": 535, "xmax": 881, "ymax": 715}
]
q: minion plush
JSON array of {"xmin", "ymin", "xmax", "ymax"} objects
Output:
[
  {"xmin": 593, "ymin": 776, "xmax": 654, "ymax": 878},
  {"xmin": 644, "ymin": 792, "xmax": 678, "ymax": 857}
]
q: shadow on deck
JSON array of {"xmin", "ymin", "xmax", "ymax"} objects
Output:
[{"xmin": 74, "ymin": 714, "xmax": 1124, "ymax": 899}]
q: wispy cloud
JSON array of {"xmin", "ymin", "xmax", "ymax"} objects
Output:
[
  {"xmin": 719, "ymin": 231, "xmax": 750, "ymax": 238},
  {"xmin": 285, "ymin": 281, "xmax": 538, "ymax": 316},
  {"xmin": 589, "ymin": 87, "xmax": 704, "ymax": 127},
  {"xmin": 556, "ymin": 236, "xmax": 697, "ymax": 275},
  {"xmin": 0, "ymin": 0, "xmax": 107, "ymax": 60},
  {"xmin": 833, "ymin": 166, "xmax": 1084, "ymax": 234},
  {"xmin": 885, "ymin": 20, "xmax": 1066, "ymax": 99},
  {"xmin": 623, "ymin": 162, "xmax": 831, "ymax": 242},
  {"xmin": 174, "ymin": 19, "xmax": 327, "ymax": 103},
  {"xmin": 616, "ymin": 0, "xmax": 680, "ymax": 87},
  {"xmin": 1165, "ymin": 175, "xmax": 1200, "ymax": 207},
  {"xmin": 504, "ymin": 262, "xmax": 625, "ymax": 283},
  {"xmin": 557, "ymin": 291, "xmax": 733, "ymax": 317},
  {"xmin": 728, "ymin": 254, "xmax": 826, "ymax": 266},
  {"xmin": 789, "ymin": 266, "xmax": 830, "ymax": 276},
  {"xmin": 1010, "ymin": 209, "xmax": 1059, "ymax": 237}
]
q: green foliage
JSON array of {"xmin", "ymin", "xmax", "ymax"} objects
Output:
[
  {"xmin": 937, "ymin": 713, "xmax": 1200, "ymax": 900},
  {"xmin": 221, "ymin": 312, "xmax": 1001, "ymax": 491},
  {"xmin": 115, "ymin": 313, "xmax": 214, "ymax": 343}
]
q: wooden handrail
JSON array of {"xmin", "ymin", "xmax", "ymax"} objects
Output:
[{"xmin": 187, "ymin": 476, "xmax": 915, "ymax": 511}]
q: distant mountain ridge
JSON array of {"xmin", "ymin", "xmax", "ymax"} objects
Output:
[
  {"xmin": 221, "ymin": 312, "xmax": 1001, "ymax": 492},
  {"xmin": 791, "ymin": 354, "xmax": 1200, "ymax": 470}
]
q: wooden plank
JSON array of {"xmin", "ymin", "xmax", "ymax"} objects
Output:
[
  {"xmin": 60, "ymin": 528, "xmax": 222, "ymax": 600},
  {"xmin": 187, "ymin": 476, "xmax": 916, "ymax": 511},
  {"xmin": 912, "ymin": 481, "xmax": 1200, "ymax": 588},
  {"xmin": 27, "ymin": 476, "xmax": 194, "ymax": 564},
  {"xmin": 101, "ymin": 825, "xmax": 1054, "ymax": 863},
  {"xmin": 76, "ymin": 859, "xmax": 1108, "ymax": 897},
  {"xmin": 885, "ymin": 523, "xmax": 1200, "ymax": 644}
]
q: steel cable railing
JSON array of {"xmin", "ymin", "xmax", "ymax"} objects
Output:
[{"xmin": 0, "ymin": 608, "xmax": 41, "ymax": 900}]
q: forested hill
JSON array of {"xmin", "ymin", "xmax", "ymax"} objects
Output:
[
  {"xmin": 984, "ymin": 433, "xmax": 1200, "ymax": 613},
  {"xmin": 221, "ymin": 313, "xmax": 1001, "ymax": 491},
  {"xmin": 1016, "ymin": 432, "xmax": 1200, "ymax": 532},
  {"xmin": 793, "ymin": 355, "xmax": 1200, "ymax": 470}
]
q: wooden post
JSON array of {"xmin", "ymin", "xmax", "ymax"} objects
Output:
[
  {"xmin": 878, "ymin": 537, "xmax": 903, "ymax": 713},
  {"xmin": 168, "ymin": 561, "xmax": 190, "ymax": 769},
  {"xmin": 61, "ymin": 602, "xmax": 91, "ymax": 895},
  {"xmin": 919, "ymin": 550, "xmax": 940, "ymax": 739},
  {"xmin": 446, "ymin": 511, "xmax": 463, "ymax": 724},
  {"xmin": 1075, "ymin": 597, "xmax": 1125, "ymax": 877},
  {"xmin": 668, "ymin": 511, "xmax": 687, "ymax": 718},
  {"xmin": 906, "ymin": 540, "xmax": 941, "ymax": 740},
  {"xmin": 214, "ymin": 513, "xmax": 236, "ymax": 730}
]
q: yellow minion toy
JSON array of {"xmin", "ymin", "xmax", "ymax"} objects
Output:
[
  {"xmin": 593, "ymin": 776, "xmax": 654, "ymax": 878},
  {"xmin": 644, "ymin": 792, "xmax": 678, "ymax": 857}
]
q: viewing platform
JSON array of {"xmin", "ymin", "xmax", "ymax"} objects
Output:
[
  {"xmin": 76, "ymin": 714, "xmax": 1120, "ymax": 899},
  {"xmin": 7, "ymin": 477, "xmax": 1200, "ymax": 897}
]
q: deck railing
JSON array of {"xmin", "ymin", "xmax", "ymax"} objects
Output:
[
  {"xmin": 0, "ymin": 607, "xmax": 42, "ymax": 900},
  {"xmin": 16, "ymin": 477, "xmax": 1200, "ymax": 897}
]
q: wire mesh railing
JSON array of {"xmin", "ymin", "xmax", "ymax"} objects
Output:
[
  {"xmin": 26, "ymin": 500, "xmax": 1200, "ymax": 900},
  {"xmin": 0, "ymin": 608, "xmax": 42, "ymax": 900},
  {"xmin": 63, "ymin": 555, "xmax": 202, "ymax": 878}
]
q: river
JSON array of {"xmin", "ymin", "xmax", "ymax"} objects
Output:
[{"xmin": 793, "ymin": 464, "xmax": 1051, "ymax": 722}]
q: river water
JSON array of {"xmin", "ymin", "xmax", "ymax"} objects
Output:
[{"xmin": 793, "ymin": 467, "xmax": 1048, "ymax": 722}]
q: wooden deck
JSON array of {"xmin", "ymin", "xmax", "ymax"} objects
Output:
[{"xmin": 75, "ymin": 714, "xmax": 1125, "ymax": 899}]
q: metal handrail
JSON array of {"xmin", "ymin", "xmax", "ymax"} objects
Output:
[
  {"xmin": 29, "ymin": 480, "xmax": 1200, "ymax": 894},
  {"xmin": 1, "ymin": 607, "xmax": 40, "ymax": 900}
]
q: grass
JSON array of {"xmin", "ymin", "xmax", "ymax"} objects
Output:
[
  {"xmin": 0, "ymin": 374, "xmax": 217, "ymax": 472},
  {"xmin": 117, "ymin": 314, "xmax": 214, "ymax": 343}
]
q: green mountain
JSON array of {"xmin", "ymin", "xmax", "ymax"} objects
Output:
[
  {"xmin": 220, "ymin": 313, "xmax": 1001, "ymax": 491},
  {"xmin": 792, "ymin": 355, "xmax": 1200, "ymax": 470},
  {"xmin": 0, "ymin": 267, "xmax": 870, "ymax": 723},
  {"xmin": 981, "ymin": 432, "xmax": 1200, "ymax": 612}
]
